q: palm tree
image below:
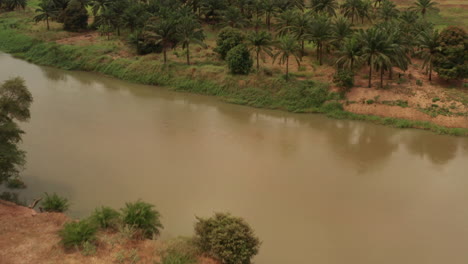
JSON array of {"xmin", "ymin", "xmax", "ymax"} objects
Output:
[
  {"xmin": 357, "ymin": 27, "xmax": 393, "ymax": 88},
  {"xmin": 335, "ymin": 36, "xmax": 362, "ymax": 70},
  {"xmin": 34, "ymin": 0, "xmax": 57, "ymax": 30},
  {"xmin": 144, "ymin": 17, "xmax": 178, "ymax": 64},
  {"xmin": 410, "ymin": 0, "xmax": 438, "ymax": 18},
  {"xmin": 289, "ymin": 11, "xmax": 313, "ymax": 58},
  {"xmin": 311, "ymin": 0, "xmax": 339, "ymax": 17},
  {"xmin": 262, "ymin": 0, "xmax": 277, "ymax": 31},
  {"xmin": 331, "ymin": 17, "xmax": 354, "ymax": 50},
  {"xmin": 377, "ymin": 0, "xmax": 399, "ymax": 21},
  {"xmin": 246, "ymin": 31, "xmax": 274, "ymax": 71},
  {"xmin": 340, "ymin": 0, "xmax": 362, "ymax": 24},
  {"xmin": 222, "ymin": 6, "xmax": 248, "ymax": 28},
  {"xmin": 89, "ymin": 0, "xmax": 111, "ymax": 16},
  {"xmin": 273, "ymin": 34, "xmax": 301, "ymax": 78},
  {"xmin": 358, "ymin": 0, "xmax": 372, "ymax": 24},
  {"xmin": 275, "ymin": 9, "xmax": 297, "ymax": 36},
  {"xmin": 416, "ymin": 29, "xmax": 440, "ymax": 81},
  {"xmin": 177, "ymin": 16, "xmax": 206, "ymax": 65},
  {"xmin": 307, "ymin": 15, "xmax": 333, "ymax": 65}
]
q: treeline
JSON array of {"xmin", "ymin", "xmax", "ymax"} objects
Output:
[{"xmin": 3, "ymin": 0, "xmax": 468, "ymax": 87}]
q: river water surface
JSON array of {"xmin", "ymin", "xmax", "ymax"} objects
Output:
[{"xmin": 1, "ymin": 53, "xmax": 468, "ymax": 264}]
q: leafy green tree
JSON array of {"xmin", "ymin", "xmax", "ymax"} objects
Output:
[
  {"xmin": 340, "ymin": 0, "xmax": 362, "ymax": 24},
  {"xmin": 311, "ymin": 0, "xmax": 338, "ymax": 17},
  {"xmin": 222, "ymin": 6, "xmax": 248, "ymax": 28},
  {"xmin": 63, "ymin": 0, "xmax": 89, "ymax": 32},
  {"xmin": 275, "ymin": 9, "xmax": 297, "ymax": 36},
  {"xmin": 433, "ymin": 26, "xmax": 468, "ymax": 81},
  {"xmin": 121, "ymin": 1, "xmax": 149, "ymax": 33},
  {"xmin": 273, "ymin": 34, "xmax": 301, "ymax": 78},
  {"xmin": 226, "ymin": 44, "xmax": 253, "ymax": 74},
  {"xmin": 335, "ymin": 36, "xmax": 361, "ymax": 70},
  {"xmin": 144, "ymin": 16, "xmax": 178, "ymax": 64},
  {"xmin": 88, "ymin": 0, "xmax": 111, "ymax": 16},
  {"xmin": 331, "ymin": 16, "xmax": 354, "ymax": 50},
  {"xmin": 246, "ymin": 31, "xmax": 274, "ymax": 71},
  {"xmin": 214, "ymin": 27, "xmax": 245, "ymax": 60},
  {"xmin": 307, "ymin": 15, "xmax": 333, "ymax": 65},
  {"xmin": 1, "ymin": 0, "xmax": 26, "ymax": 11},
  {"xmin": 0, "ymin": 77, "xmax": 33, "ymax": 186},
  {"xmin": 34, "ymin": 0, "xmax": 58, "ymax": 31},
  {"xmin": 176, "ymin": 16, "xmax": 206, "ymax": 65},
  {"xmin": 410, "ymin": 0, "xmax": 438, "ymax": 18},
  {"xmin": 358, "ymin": 27, "xmax": 394, "ymax": 88},
  {"xmin": 289, "ymin": 11, "xmax": 312, "ymax": 57},
  {"xmin": 194, "ymin": 213, "xmax": 260, "ymax": 264},
  {"xmin": 416, "ymin": 29, "xmax": 440, "ymax": 81},
  {"xmin": 377, "ymin": 0, "xmax": 399, "ymax": 21}
]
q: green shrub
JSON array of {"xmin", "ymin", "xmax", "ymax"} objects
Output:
[
  {"xmin": 366, "ymin": 99, "xmax": 375, "ymax": 104},
  {"xmin": 214, "ymin": 27, "xmax": 245, "ymax": 60},
  {"xmin": 81, "ymin": 241, "xmax": 97, "ymax": 256},
  {"xmin": 63, "ymin": 0, "xmax": 89, "ymax": 32},
  {"xmin": 333, "ymin": 70, "xmax": 354, "ymax": 91},
  {"xmin": 121, "ymin": 200, "xmax": 163, "ymax": 239},
  {"xmin": 321, "ymin": 102, "xmax": 344, "ymax": 112},
  {"xmin": 432, "ymin": 97, "xmax": 440, "ymax": 102},
  {"xmin": 194, "ymin": 213, "xmax": 260, "ymax": 264},
  {"xmin": 59, "ymin": 220, "xmax": 97, "ymax": 249},
  {"xmin": 90, "ymin": 206, "xmax": 120, "ymax": 229},
  {"xmin": 42, "ymin": 193, "xmax": 70, "ymax": 212},
  {"xmin": 416, "ymin": 79, "xmax": 423, "ymax": 86},
  {"xmin": 226, "ymin": 44, "xmax": 252, "ymax": 75}
]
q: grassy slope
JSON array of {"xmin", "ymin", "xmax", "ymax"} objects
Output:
[{"xmin": 0, "ymin": 4, "xmax": 467, "ymax": 136}]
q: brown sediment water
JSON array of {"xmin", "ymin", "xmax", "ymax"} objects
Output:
[{"xmin": 1, "ymin": 52, "xmax": 468, "ymax": 264}]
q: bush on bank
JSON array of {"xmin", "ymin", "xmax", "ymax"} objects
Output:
[{"xmin": 194, "ymin": 213, "xmax": 260, "ymax": 264}]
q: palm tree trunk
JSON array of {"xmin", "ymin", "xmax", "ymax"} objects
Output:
[
  {"xmin": 380, "ymin": 68, "xmax": 384, "ymax": 88},
  {"xmin": 186, "ymin": 43, "xmax": 190, "ymax": 65},
  {"xmin": 286, "ymin": 56, "xmax": 289, "ymax": 78},
  {"xmin": 256, "ymin": 51, "xmax": 260, "ymax": 72},
  {"xmin": 301, "ymin": 40, "xmax": 305, "ymax": 59},
  {"xmin": 46, "ymin": 16, "xmax": 50, "ymax": 30},
  {"xmin": 429, "ymin": 62, "xmax": 432, "ymax": 81},
  {"xmin": 319, "ymin": 44, "xmax": 323, "ymax": 65},
  {"xmin": 117, "ymin": 27, "xmax": 120, "ymax": 36},
  {"xmin": 316, "ymin": 43, "xmax": 320, "ymax": 61},
  {"xmin": 163, "ymin": 49, "xmax": 167, "ymax": 64},
  {"xmin": 368, "ymin": 59, "xmax": 372, "ymax": 88}
]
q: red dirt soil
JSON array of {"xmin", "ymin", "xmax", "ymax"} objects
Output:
[{"xmin": 0, "ymin": 200, "xmax": 217, "ymax": 264}]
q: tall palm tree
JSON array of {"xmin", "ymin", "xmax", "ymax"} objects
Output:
[
  {"xmin": 246, "ymin": 31, "xmax": 274, "ymax": 71},
  {"xmin": 34, "ymin": 0, "xmax": 58, "ymax": 30},
  {"xmin": 357, "ymin": 27, "xmax": 393, "ymax": 88},
  {"xmin": 289, "ymin": 11, "xmax": 313, "ymax": 58},
  {"xmin": 177, "ymin": 16, "xmax": 206, "ymax": 65},
  {"xmin": 307, "ymin": 15, "xmax": 333, "ymax": 65},
  {"xmin": 358, "ymin": 0, "xmax": 372, "ymax": 24},
  {"xmin": 275, "ymin": 9, "xmax": 297, "ymax": 36},
  {"xmin": 331, "ymin": 17, "xmax": 354, "ymax": 50},
  {"xmin": 340, "ymin": 0, "xmax": 362, "ymax": 24},
  {"xmin": 335, "ymin": 36, "xmax": 362, "ymax": 70},
  {"xmin": 410, "ymin": 0, "xmax": 438, "ymax": 18},
  {"xmin": 222, "ymin": 6, "xmax": 248, "ymax": 28},
  {"xmin": 416, "ymin": 29, "xmax": 440, "ymax": 81},
  {"xmin": 377, "ymin": 0, "xmax": 399, "ymax": 21},
  {"xmin": 262, "ymin": 0, "xmax": 277, "ymax": 30},
  {"xmin": 273, "ymin": 34, "xmax": 301, "ymax": 78},
  {"xmin": 311, "ymin": 0, "xmax": 339, "ymax": 17},
  {"xmin": 144, "ymin": 17, "xmax": 178, "ymax": 64}
]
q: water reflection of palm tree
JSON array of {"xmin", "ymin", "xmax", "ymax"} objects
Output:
[{"xmin": 402, "ymin": 132, "xmax": 458, "ymax": 165}]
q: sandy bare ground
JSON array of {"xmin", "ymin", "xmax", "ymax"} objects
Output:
[{"xmin": 0, "ymin": 200, "xmax": 216, "ymax": 264}]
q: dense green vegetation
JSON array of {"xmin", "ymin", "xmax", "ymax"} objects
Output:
[
  {"xmin": 0, "ymin": 77, "xmax": 33, "ymax": 201},
  {"xmin": 42, "ymin": 192, "xmax": 70, "ymax": 212},
  {"xmin": 0, "ymin": 0, "xmax": 467, "ymax": 136}
]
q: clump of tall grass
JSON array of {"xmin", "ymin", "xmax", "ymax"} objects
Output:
[{"xmin": 42, "ymin": 192, "xmax": 70, "ymax": 212}]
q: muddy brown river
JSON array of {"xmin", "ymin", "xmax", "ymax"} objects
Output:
[{"xmin": 1, "ymin": 52, "xmax": 468, "ymax": 264}]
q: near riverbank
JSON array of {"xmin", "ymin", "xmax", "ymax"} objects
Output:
[
  {"xmin": 0, "ymin": 8, "xmax": 466, "ymax": 135},
  {"xmin": 0, "ymin": 200, "xmax": 217, "ymax": 264}
]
